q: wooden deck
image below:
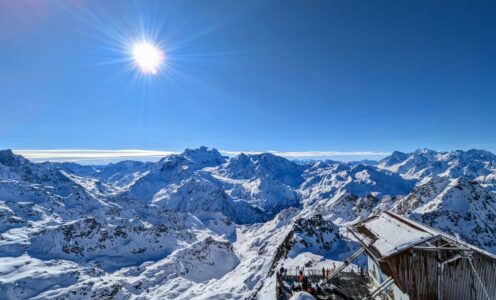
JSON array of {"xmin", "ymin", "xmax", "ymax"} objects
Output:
[{"xmin": 276, "ymin": 269, "xmax": 371, "ymax": 300}]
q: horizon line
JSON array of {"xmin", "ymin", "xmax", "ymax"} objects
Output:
[{"xmin": 11, "ymin": 149, "xmax": 391, "ymax": 164}]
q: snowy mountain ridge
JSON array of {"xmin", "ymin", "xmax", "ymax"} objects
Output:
[
  {"xmin": 0, "ymin": 147, "xmax": 495, "ymax": 299},
  {"xmin": 377, "ymin": 148, "xmax": 496, "ymax": 190}
]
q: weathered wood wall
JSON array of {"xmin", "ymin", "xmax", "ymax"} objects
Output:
[{"xmin": 384, "ymin": 238, "xmax": 496, "ymax": 300}]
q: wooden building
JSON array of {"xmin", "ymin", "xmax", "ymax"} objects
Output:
[{"xmin": 349, "ymin": 211, "xmax": 496, "ymax": 300}]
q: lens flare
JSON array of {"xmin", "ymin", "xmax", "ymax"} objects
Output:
[{"xmin": 132, "ymin": 42, "xmax": 164, "ymax": 74}]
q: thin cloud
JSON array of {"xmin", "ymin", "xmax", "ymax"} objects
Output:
[{"xmin": 14, "ymin": 149, "xmax": 178, "ymax": 163}]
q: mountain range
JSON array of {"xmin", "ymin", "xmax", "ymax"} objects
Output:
[{"xmin": 0, "ymin": 147, "xmax": 495, "ymax": 299}]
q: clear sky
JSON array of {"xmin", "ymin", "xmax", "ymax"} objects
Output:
[{"xmin": 1, "ymin": 0, "xmax": 495, "ymax": 162}]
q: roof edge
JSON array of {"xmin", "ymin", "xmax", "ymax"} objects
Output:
[{"xmin": 351, "ymin": 211, "xmax": 496, "ymax": 260}]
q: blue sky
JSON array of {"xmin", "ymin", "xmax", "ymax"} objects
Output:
[{"xmin": 1, "ymin": 0, "xmax": 495, "ymax": 162}]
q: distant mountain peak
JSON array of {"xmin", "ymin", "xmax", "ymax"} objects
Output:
[
  {"xmin": 221, "ymin": 151, "xmax": 304, "ymax": 187},
  {"xmin": 413, "ymin": 148, "xmax": 437, "ymax": 155},
  {"xmin": 464, "ymin": 149, "xmax": 496, "ymax": 160},
  {"xmin": 181, "ymin": 146, "xmax": 226, "ymax": 166},
  {"xmin": 0, "ymin": 149, "xmax": 29, "ymax": 167},
  {"xmin": 387, "ymin": 150, "xmax": 408, "ymax": 159},
  {"xmin": 390, "ymin": 150, "xmax": 407, "ymax": 156}
]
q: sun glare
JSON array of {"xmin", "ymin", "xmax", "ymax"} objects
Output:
[{"xmin": 132, "ymin": 42, "xmax": 164, "ymax": 74}]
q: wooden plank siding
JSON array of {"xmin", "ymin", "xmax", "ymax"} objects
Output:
[{"xmin": 384, "ymin": 237, "xmax": 496, "ymax": 300}]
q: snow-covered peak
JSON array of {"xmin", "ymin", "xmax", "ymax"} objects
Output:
[
  {"xmin": 307, "ymin": 160, "xmax": 341, "ymax": 172},
  {"xmin": 380, "ymin": 148, "xmax": 496, "ymax": 167},
  {"xmin": 220, "ymin": 152, "xmax": 304, "ymax": 187},
  {"xmin": 182, "ymin": 146, "xmax": 226, "ymax": 165},
  {"xmin": 92, "ymin": 160, "xmax": 152, "ymax": 187},
  {"xmin": 379, "ymin": 150, "xmax": 408, "ymax": 166},
  {"xmin": 466, "ymin": 149, "xmax": 496, "ymax": 160},
  {"xmin": 124, "ymin": 148, "xmax": 226, "ymax": 201},
  {"xmin": 442, "ymin": 149, "xmax": 496, "ymax": 162},
  {"xmin": 0, "ymin": 150, "xmax": 81, "ymax": 194},
  {"xmin": 106, "ymin": 160, "xmax": 148, "ymax": 169},
  {"xmin": 0, "ymin": 150, "xmax": 29, "ymax": 167},
  {"xmin": 159, "ymin": 146, "xmax": 226, "ymax": 168},
  {"xmin": 413, "ymin": 147, "xmax": 437, "ymax": 156}
]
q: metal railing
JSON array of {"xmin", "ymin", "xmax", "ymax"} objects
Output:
[{"xmin": 278, "ymin": 265, "xmax": 366, "ymax": 279}]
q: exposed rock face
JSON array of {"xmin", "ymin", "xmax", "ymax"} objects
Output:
[
  {"xmin": 289, "ymin": 214, "xmax": 341, "ymax": 255},
  {"xmin": 268, "ymin": 214, "xmax": 339, "ymax": 276}
]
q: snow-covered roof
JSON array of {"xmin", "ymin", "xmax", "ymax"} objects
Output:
[
  {"xmin": 351, "ymin": 211, "xmax": 496, "ymax": 260},
  {"xmin": 351, "ymin": 212, "xmax": 433, "ymax": 258}
]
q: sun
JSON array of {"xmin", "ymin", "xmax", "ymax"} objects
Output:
[{"xmin": 132, "ymin": 42, "xmax": 164, "ymax": 74}]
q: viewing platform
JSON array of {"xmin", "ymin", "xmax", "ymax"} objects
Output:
[{"xmin": 276, "ymin": 267, "xmax": 371, "ymax": 300}]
